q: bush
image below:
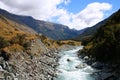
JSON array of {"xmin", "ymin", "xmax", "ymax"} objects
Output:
[
  {"xmin": 23, "ymin": 42, "xmax": 31, "ymax": 49},
  {"xmin": 0, "ymin": 50, "xmax": 10, "ymax": 61},
  {"xmin": 0, "ymin": 36, "xmax": 10, "ymax": 48},
  {"xmin": 10, "ymin": 34, "xmax": 31, "ymax": 49}
]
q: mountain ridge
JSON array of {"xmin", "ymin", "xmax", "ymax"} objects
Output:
[
  {"xmin": 73, "ymin": 18, "xmax": 107, "ymax": 41},
  {"xmin": 0, "ymin": 8, "xmax": 80, "ymax": 40}
]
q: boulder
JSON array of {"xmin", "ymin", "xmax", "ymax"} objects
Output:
[
  {"xmin": 91, "ymin": 62, "xmax": 103, "ymax": 69},
  {"xmin": 104, "ymin": 75, "xmax": 117, "ymax": 80},
  {"xmin": 83, "ymin": 56, "xmax": 89, "ymax": 60},
  {"xmin": 75, "ymin": 63, "xmax": 87, "ymax": 69}
]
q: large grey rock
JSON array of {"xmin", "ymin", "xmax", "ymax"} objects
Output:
[
  {"xmin": 91, "ymin": 62, "xmax": 103, "ymax": 69},
  {"xmin": 104, "ymin": 75, "xmax": 117, "ymax": 80}
]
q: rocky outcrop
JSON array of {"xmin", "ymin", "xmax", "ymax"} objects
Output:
[
  {"xmin": 78, "ymin": 52, "xmax": 120, "ymax": 80},
  {"xmin": 0, "ymin": 39, "xmax": 59, "ymax": 80}
]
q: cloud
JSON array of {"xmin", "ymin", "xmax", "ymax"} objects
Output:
[
  {"xmin": 0, "ymin": 1, "xmax": 112, "ymax": 30},
  {"xmin": 0, "ymin": 0, "xmax": 67, "ymax": 20},
  {"xmin": 57, "ymin": 2, "xmax": 112, "ymax": 30},
  {"xmin": 64, "ymin": 0, "xmax": 71, "ymax": 5}
]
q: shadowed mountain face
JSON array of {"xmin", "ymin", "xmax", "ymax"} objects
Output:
[
  {"xmin": 73, "ymin": 19, "xmax": 107, "ymax": 41},
  {"xmin": 0, "ymin": 9, "xmax": 80, "ymax": 40},
  {"xmin": 79, "ymin": 9, "xmax": 120, "ymax": 63},
  {"xmin": 73, "ymin": 10, "xmax": 120, "ymax": 44}
]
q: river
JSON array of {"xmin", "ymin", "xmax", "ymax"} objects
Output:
[{"xmin": 55, "ymin": 46, "xmax": 99, "ymax": 80}]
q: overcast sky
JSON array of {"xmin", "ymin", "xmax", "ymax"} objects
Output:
[{"xmin": 0, "ymin": 0, "xmax": 119, "ymax": 30}]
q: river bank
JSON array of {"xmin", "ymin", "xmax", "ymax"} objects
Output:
[
  {"xmin": 0, "ymin": 37, "xmax": 81, "ymax": 80},
  {"xmin": 0, "ymin": 39, "xmax": 60, "ymax": 80},
  {"xmin": 0, "ymin": 41, "xmax": 119, "ymax": 80},
  {"xmin": 55, "ymin": 46, "xmax": 120, "ymax": 80},
  {"xmin": 55, "ymin": 46, "xmax": 100, "ymax": 80},
  {"xmin": 78, "ymin": 48, "xmax": 120, "ymax": 80}
]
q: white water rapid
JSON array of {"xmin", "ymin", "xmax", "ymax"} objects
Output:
[{"xmin": 55, "ymin": 46, "xmax": 99, "ymax": 80}]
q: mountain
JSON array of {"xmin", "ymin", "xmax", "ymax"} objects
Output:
[
  {"xmin": 74, "ymin": 18, "xmax": 107, "ymax": 41},
  {"xmin": 0, "ymin": 8, "xmax": 80, "ymax": 40},
  {"xmin": 79, "ymin": 9, "xmax": 120, "ymax": 64}
]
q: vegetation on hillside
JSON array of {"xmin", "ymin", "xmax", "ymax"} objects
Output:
[
  {"xmin": 0, "ymin": 16, "xmax": 37, "ymax": 60},
  {"xmin": 38, "ymin": 34, "xmax": 81, "ymax": 49},
  {"xmin": 79, "ymin": 9, "xmax": 120, "ymax": 64}
]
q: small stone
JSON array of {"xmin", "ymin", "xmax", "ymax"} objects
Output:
[
  {"xmin": 75, "ymin": 63, "xmax": 87, "ymax": 69},
  {"xmin": 67, "ymin": 59, "xmax": 71, "ymax": 62}
]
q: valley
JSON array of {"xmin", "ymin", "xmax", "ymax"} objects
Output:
[{"xmin": 0, "ymin": 7, "xmax": 120, "ymax": 80}]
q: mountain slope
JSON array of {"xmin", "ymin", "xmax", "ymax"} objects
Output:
[
  {"xmin": 79, "ymin": 9, "xmax": 120, "ymax": 63},
  {"xmin": 0, "ymin": 15, "xmax": 39, "ymax": 60},
  {"xmin": 74, "ymin": 18, "xmax": 107, "ymax": 41},
  {"xmin": 0, "ymin": 8, "xmax": 80, "ymax": 40}
]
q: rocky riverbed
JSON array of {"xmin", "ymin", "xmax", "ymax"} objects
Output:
[
  {"xmin": 55, "ymin": 46, "xmax": 120, "ymax": 80},
  {"xmin": 78, "ymin": 54, "xmax": 120, "ymax": 80},
  {"xmin": 0, "ymin": 39, "xmax": 59, "ymax": 80},
  {"xmin": 1, "ymin": 38, "xmax": 119, "ymax": 80}
]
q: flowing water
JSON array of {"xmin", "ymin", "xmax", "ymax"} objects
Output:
[{"xmin": 55, "ymin": 46, "xmax": 99, "ymax": 80}]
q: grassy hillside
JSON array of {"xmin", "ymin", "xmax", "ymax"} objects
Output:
[
  {"xmin": 0, "ymin": 15, "xmax": 38, "ymax": 60},
  {"xmin": 38, "ymin": 34, "xmax": 81, "ymax": 49}
]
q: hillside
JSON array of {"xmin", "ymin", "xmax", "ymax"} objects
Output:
[
  {"xmin": 0, "ymin": 11, "xmax": 59, "ymax": 79},
  {"xmin": 79, "ymin": 9, "xmax": 120, "ymax": 64},
  {"xmin": 0, "ymin": 11, "xmax": 38, "ymax": 58},
  {"xmin": 0, "ymin": 8, "xmax": 80, "ymax": 40}
]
